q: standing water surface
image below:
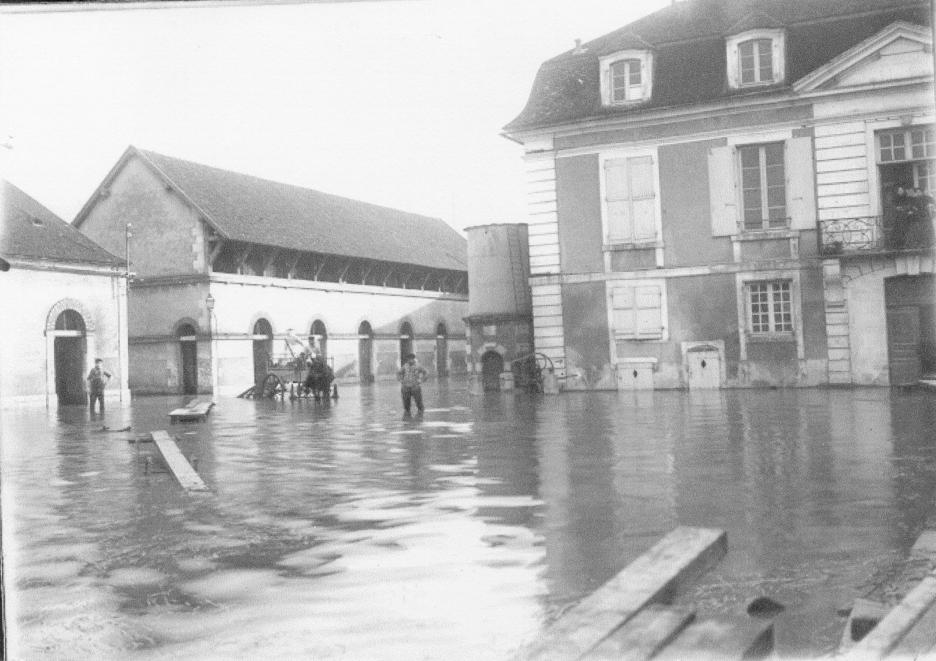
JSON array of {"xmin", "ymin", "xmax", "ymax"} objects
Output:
[{"xmin": 3, "ymin": 381, "xmax": 936, "ymax": 659}]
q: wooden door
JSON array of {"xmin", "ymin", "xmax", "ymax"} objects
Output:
[
  {"xmin": 181, "ymin": 339, "xmax": 198, "ymax": 395},
  {"xmin": 687, "ymin": 350, "xmax": 721, "ymax": 389},
  {"xmin": 887, "ymin": 306, "xmax": 922, "ymax": 385}
]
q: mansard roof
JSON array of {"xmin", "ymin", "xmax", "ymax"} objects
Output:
[
  {"xmin": 504, "ymin": 0, "xmax": 931, "ymax": 133},
  {"xmin": 75, "ymin": 147, "xmax": 467, "ymax": 273},
  {"xmin": 1, "ymin": 180, "xmax": 122, "ymax": 266}
]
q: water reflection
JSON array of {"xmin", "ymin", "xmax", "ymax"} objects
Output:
[{"xmin": 2, "ymin": 383, "xmax": 935, "ymax": 659}]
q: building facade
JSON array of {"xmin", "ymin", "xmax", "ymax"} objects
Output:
[
  {"xmin": 0, "ymin": 181, "xmax": 130, "ymax": 408},
  {"xmin": 465, "ymin": 223, "xmax": 534, "ymax": 391},
  {"xmin": 74, "ymin": 147, "xmax": 468, "ymax": 396},
  {"xmin": 504, "ymin": 0, "xmax": 934, "ymax": 389}
]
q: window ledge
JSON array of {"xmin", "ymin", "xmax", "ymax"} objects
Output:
[
  {"xmin": 746, "ymin": 332, "xmax": 795, "ymax": 343},
  {"xmin": 614, "ymin": 333, "xmax": 665, "ymax": 341},
  {"xmin": 734, "ymin": 229, "xmax": 796, "ymax": 241},
  {"xmin": 604, "ymin": 240, "xmax": 661, "ymax": 251}
]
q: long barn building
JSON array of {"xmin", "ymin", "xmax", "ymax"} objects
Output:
[{"xmin": 74, "ymin": 147, "xmax": 469, "ymax": 396}]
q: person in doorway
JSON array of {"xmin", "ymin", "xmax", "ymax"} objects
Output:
[
  {"xmin": 397, "ymin": 353, "xmax": 428, "ymax": 417},
  {"xmin": 87, "ymin": 358, "xmax": 111, "ymax": 414}
]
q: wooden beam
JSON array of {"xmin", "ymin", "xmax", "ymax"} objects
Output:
[
  {"xmin": 337, "ymin": 259, "xmax": 352, "ymax": 283},
  {"xmin": 842, "ymin": 575, "xmax": 936, "ymax": 660},
  {"xmin": 314, "ymin": 255, "xmax": 328, "ymax": 280},
  {"xmin": 207, "ymin": 238, "xmax": 225, "ymax": 270},
  {"xmin": 261, "ymin": 248, "xmax": 280, "ymax": 276},
  {"xmin": 522, "ymin": 527, "xmax": 727, "ymax": 661},
  {"xmin": 286, "ymin": 251, "xmax": 301, "ymax": 279},
  {"xmin": 151, "ymin": 430, "xmax": 209, "ymax": 492},
  {"xmin": 653, "ymin": 617, "xmax": 775, "ymax": 661},
  {"xmin": 582, "ymin": 605, "xmax": 695, "ymax": 661},
  {"xmin": 236, "ymin": 244, "xmax": 253, "ymax": 275},
  {"xmin": 360, "ymin": 263, "xmax": 375, "ymax": 286}
]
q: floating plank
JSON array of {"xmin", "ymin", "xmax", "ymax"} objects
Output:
[
  {"xmin": 653, "ymin": 617, "xmax": 775, "ymax": 661},
  {"xmin": 521, "ymin": 526, "xmax": 727, "ymax": 661},
  {"xmin": 151, "ymin": 430, "xmax": 209, "ymax": 492},
  {"xmin": 581, "ymin": 605, "xmax": 695, "ymax": 661},
  {"xmin": 842, "ymin": 575, "xmax": 936, "ymax": 660},
  {"xmin": 169, "ymin": 397, "xmax": 214, "ymax": 423}
]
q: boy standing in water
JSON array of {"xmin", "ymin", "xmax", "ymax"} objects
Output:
[
  {"xmin": 86, "ymin": 358, "xmax": 111, "ymax": 414},
  {"xmin": 397, "ymin": 353, "xmax": 428, "ymax": 417}
]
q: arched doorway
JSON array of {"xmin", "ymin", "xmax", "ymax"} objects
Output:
[
  {"xmin": 399, "ymin": 321, "xmax": 413, "ymax": 365},
  {"xmin": 177, "ymin": 323, "xmax": 198, "ymax": 395},
  {"xmin": 358, "ymin": 321, "xmax": 374, "ymax": 383},
  {"xmin": 481, "ymin": 350, "xmax": 503, "ymax": 392},
  {"xmin": 253, "ymin": 319, "xmax": 273, "ymax": 386},
  {"xmin": 310, "ymin": 319, "xmax": 327, "ymax": 362},
  {"xmin": 435, "ymin": 322, "xmax": 448, "ymax": 377},
  {"xmin": 53, "ymin": 309, "xmax": 87, "ymax": 405}
]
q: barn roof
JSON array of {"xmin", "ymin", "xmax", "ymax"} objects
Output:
[
  {"xmin": 504, "ymin": 0, "xmax": 931, "ymax": 133},
  {"xmin": 76, "ymin": 147, "xmax": 467, "ymax": 273},
  {"xmin": 1, "ymin": 180, "xmax": 122, "ymax": 266}
]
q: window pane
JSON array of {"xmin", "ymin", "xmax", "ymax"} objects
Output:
[
  {"xmin": 740, "ymin": 146, "xmax": 759, "ymax": 168},
  {"xmin": 628, "ymin": 61, "xmax": 641, "ymax": 86},
  {"xmin": 892, "ymin": 132, "xmax": 906, "ymax": 161}
]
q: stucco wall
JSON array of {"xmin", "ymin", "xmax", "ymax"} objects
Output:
[
  {"xmin": 79, "ymin": 156, "xmax": 204, "ymax": 277},
  {"xmin": 0, "ymin": 265, "xmax": 129, "ymax": 407},
  {"xmin": 556, "ymin": 154, "xmax": 603, "ymax": 274},
  {"xmin": 659, "ymin": 140, "xmax": 733, "ymax": 267}
]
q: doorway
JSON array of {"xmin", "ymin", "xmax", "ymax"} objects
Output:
[
  {"xmin": 177, "ymin": 323, "xmax": 198, "ymax": 395},
  {"xmin": 885, "ymin": 275, "xmax": 935, "ymax": 385},
  {"xmin": 481, "ymin": 351, "xmax": 503, "ymax": 392},
  {"xmin": 310, "ymin": 319, "xmax": 327, "ymax": 363},
  {"xmin": 53, "ymin": 310, "xmax": 87, "ymax": 405},
  {"xmin": 358, "ymin": 321, "xmax": 374, "ymax": 383},
  {"xmin": 253, "ymin": 318, "xmax": 273, "ymax": 386},
  {"xmin": 687, "ymin": 347, "xmax": 721, "ymax": 389},
  {"xmin": 399, "ymin": 321, "xmax": 413, "ymax": 365}
]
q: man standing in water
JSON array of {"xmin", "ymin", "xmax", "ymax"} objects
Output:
[
  {"xmin": 397, "ymin": 353, "xmax": 428, "ymax": 417},
  {"xmin": 86, "ymin": 358, "xmax": 111, "ymax": 414}
]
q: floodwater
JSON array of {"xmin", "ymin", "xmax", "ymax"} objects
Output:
[{"xmin": 2, "ymin": 381, "xmax": 936, "ymax": 660}]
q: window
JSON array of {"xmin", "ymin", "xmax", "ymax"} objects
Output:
[
  {"xmin": 599, "ymin": 50, "xmax": 653, "ymax": 106},
  {"xmin": 739, "ymin": 143, "xmax": 787, "ymax": 230},
  {"xmin": 747, "ymin": 281, "xmax": 792, "ymax": 334},
  {"xmin": 610, "ymin": 59, "xmax": 642, "ymax": 103},
  {"xmin": 611, "ymin": 284, "xmax": 664, "ymax": 340},
  {"xmin": 726, "ymin": 29, "xmax": 784, "ymax": 90},
  {"xmin": 878, "ymin": 126, "xmax": 936, "ymax": 192},
  {"xmin": 604, "ymin": 155, "xmax": 658, "ymax": 243},
  {"xmin": 739, "ymin": 39, "xmax": 773, "ymax": 84}
]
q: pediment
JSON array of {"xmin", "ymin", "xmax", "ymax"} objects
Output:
[{"xmin": 794, "ymin": 21, "xmax": 932, "ymax": 93}]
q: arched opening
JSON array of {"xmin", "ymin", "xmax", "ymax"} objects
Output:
[
  {"xmin": 310, "ymin": 319, "xmax": 328, "ymax": 363},
  {"xmin": 177, "ymin": 322, "xmax": 198, "ymax": 395},
  {"xmin": 399, "ymin": 321, "xmax": 413, "ymax": 365},
  {"xmin": 435, "ymin": 322, "xmax": 448, "ymax": 377},
  {"xmin": 53, "ymin": 309, "xmax": 87, "ymax": 405},
  {"xmin": 481, "ymin": 350, "xmax": 503, "ymax": 392},
  {"xmin": 358, "ymin": 321, "xmax": 374, "ymax": 383},
  {"xmin": 252, "ymin": 318, "xmax": 273, "ymax": 386}
]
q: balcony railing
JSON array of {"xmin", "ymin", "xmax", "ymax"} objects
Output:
[{"xmin": 819, "ymin": 215, "xmax": 934, "ymax": 255}]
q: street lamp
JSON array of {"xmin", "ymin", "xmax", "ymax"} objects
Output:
[{"xmin": 206, "ymin": 293, "xmax": 218, "ymax": 403}]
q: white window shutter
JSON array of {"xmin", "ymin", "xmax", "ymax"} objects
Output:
[
  {"xmin": 635, "ymin": 285, "xmax": 663, "ymax": 338},
  {"xmin": 612, "ymin": 287, "xmax": 636, "ymax": 337},
  {"xmin": 629, "ymin": 156, "xmax": 657, "ymax": 241},
  {"xmin": 605, "ymin": 159, "xmax": 630, "ymax": 241},
  {"xmin": 786, "ymin": 136, "xmax": 816, "ymax": 230},
  {"xmin": 708, "ymin": 145, "xmax": 739, "ymax": 236}
]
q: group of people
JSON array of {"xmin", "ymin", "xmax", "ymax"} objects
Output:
[{"xmin": 891, "ymin": 184, "xmax": 935, "ymax": 248}]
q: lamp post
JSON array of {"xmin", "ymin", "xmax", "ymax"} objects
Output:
[{"xmin": 206, "ymin": 293, "xmax": 218, "ymax": 403}]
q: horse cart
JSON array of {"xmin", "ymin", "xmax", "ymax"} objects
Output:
[{"xmin": 243, "ymin": 336, "xmax": 336, "ymax": 401}]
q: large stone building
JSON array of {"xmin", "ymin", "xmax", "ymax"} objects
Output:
[
  {"xmin": 0, "ymin": 180, "xmax": 130, "ymax": 408},
  {"xmin": 504, "ymin": 0, "xmax": 934, "ymax": 389},
  {"xmin": 74, "ymin": 147, "xmax": 468, "ymax": 396}
]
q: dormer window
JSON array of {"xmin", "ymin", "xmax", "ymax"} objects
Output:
[
  {"xmin": 726, "ymin": 29, "xmax": 785, "ymax": 89},
  {"xmin": 600, "ymin": 50, "xmax": 653, "ymax": 106}
]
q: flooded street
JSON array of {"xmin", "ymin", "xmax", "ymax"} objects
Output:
[{"xmin": 3, "ymin": 380, "xmax": 936, "ymax": 660}]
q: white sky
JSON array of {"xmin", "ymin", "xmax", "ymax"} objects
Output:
[{"xmin": 0, "ymin": 0, "xmax": 670, "ymax": 233}]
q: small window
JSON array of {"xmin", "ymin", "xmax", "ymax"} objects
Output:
[
  {"xmin": 747, "ymin": 281, "xmax": 792, "ymax": 334},
  {"xmin": 610, "ymin": 59, "xmax": 642, "ymax": 103},
  {"xmin": 739, "ymin": 143, "xmax": 787, "ymax": 230},
  {"xmin": 611, "ymin": 284, "xmax": 664, "ymax": 340},
  {"xmin": 739, "ymin": 39, "xmax": 773, "ymax": 85}
]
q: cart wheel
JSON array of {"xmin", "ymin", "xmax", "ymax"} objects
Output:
[{"xmin": 260, "ymin": 374, "xmax": 283, "ymax": 399}]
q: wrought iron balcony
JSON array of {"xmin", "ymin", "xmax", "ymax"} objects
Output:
[{"xmin": 819, "ymin": 215, "xmax": 934, "ymax": 256}]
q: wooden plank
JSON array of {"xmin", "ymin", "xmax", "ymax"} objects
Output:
[
  {"xmin": 521, "ymin": 527, "xmax": 727, "ymax": 661},
  {"xmin": 654, "ymin": 617, "xmax": 774, "ymax": 661},
  {"xmin": 169, "ymin": 398, "xmax": 214, "ymax": 422},
  {"xmin": 581, "ymin": 605, "xmax": 695, "ymax": 661},
  {"xmin": 151, "ymin": 430, "xmax": 209, "ymax": 492},
  {"xmin": 889, "ymin": 599, "xmax": 936, "ymax": 658},
  {"xmin": 842, "ymin": 575, "xmax": 936, "ymax": 660}
]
